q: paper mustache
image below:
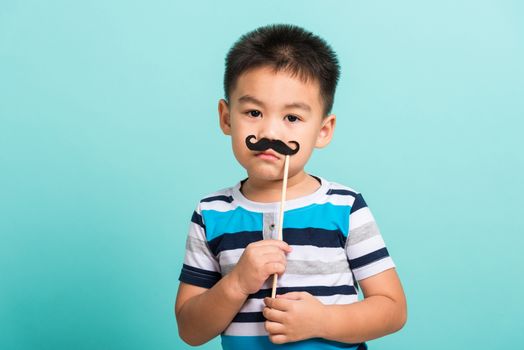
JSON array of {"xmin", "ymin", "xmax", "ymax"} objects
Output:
[{"xmin": 245, "ymin": 135, "xmax": 300, "ymax": 156}]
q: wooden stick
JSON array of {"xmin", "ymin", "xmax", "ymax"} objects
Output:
[{"xmin": 271, "ymin": 155, "xmax": 290, "ymax": 298}]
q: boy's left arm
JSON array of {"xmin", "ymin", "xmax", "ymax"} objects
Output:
[{"xmin": 263, "ymin": 268, "xmax": 407, "ymax": 344}]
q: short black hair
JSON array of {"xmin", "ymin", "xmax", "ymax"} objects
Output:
[{"xmin": 224, "ymin": 24, "xmax": 340, "ymax": 116}]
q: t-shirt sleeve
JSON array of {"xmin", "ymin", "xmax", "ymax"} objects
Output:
[
  {"xmin": 346, "ymin": 193, "xmax": 396, "ymax": 281},
  {"xmin": 178, "ymin": 203, "xmax": 222, "ymax": 289}
]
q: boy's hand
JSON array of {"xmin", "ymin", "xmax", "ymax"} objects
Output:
[
  {"xmin": 229, "ymin": 240, "xmax": 292, "ymax": 296},
  {"xmin": 263, "ymin": 292, "xmax": 328, "ymax": 344}
]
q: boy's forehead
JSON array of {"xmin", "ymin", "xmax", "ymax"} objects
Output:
[{"xmin": 230, "ymin": 66, "xmax": 323, "ymax": 112}]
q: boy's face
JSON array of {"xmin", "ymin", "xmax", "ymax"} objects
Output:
[{"xmin": 219, "ymin": 65, "xmax": 336, "ymax": 183}]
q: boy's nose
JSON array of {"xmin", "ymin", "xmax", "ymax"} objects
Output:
[{"xmin": 257, "ymin": 116, "xmax": 281, "ymax": 140}]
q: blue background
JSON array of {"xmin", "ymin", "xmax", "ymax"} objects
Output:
[{"xmin": 1, "ymin": 1, "xmax": 523, "ymax": 349}]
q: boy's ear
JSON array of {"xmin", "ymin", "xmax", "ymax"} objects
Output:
[
  {"xmin": 315, "ymin": 114, "xmax": 336, "ymax": 148},
  {"xmin": 218, "ymin": 99, "xmax": 231, "ymax": 135}
]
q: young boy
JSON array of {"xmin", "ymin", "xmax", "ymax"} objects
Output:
[{"xmin": 175, "ymin": 24, "xmax": 407, "ymax": 350}]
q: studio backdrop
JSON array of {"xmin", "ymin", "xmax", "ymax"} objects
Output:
[{"xmin": 1, "ymin": 1, "xmax": 523, "ymax": 349}]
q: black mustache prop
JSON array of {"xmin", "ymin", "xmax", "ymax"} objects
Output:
[{"xmin": 245, "ymin": 135, "xmax": 300, "ymax": 156}]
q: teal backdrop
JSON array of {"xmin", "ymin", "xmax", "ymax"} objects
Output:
[{"xmin": 1, "ymin": 1, "xmax": 523, "ymax": 349}]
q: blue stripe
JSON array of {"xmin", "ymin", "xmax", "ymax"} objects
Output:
[
  {"xmin": 350, "ymin": 193, "xmax": 367, "ymax": 214},
  {"xmin": 203, "ymin": 203, "xmax": 350, "ymax": 242},
  {"xmin": 350, "ymin": 247, "xmax": 390, "ymax": 269},
  {"xmin": 284, "ymin": 203, "xmax": 350, "ymax": 236},
  {"xmin": 202, "ymin": 208, "xmax": 263, "ymax": 241},
  {"xmin": 201, "ymin": 195, "xmax": 234, "ymax": 203},
  {"xmin": 247, "ymin": 285, "xmax": 357, "ymax": 299},
  {"xmin": 179, "ymin": 264, "xmax": 221, "ymax": 289},
  {"xmin": 191, "ymin": 211, "xmax": 205, "ymax": 229},
  {"xmin": 208, "ymin": 231, "xmax": 263, "ymax": 256},
  {"xmin": 221, "ymin": 335, "xmax": 364, "ymax": 350}
]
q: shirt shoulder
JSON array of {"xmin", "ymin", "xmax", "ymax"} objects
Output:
[
  {"xmin": 325, "ymin": 179, "xmax": 359, "ymax": 195},
  {"xmin": 320, "ymin": 178, "xmax": 362, "ymax": 208},
  {"xmin": 195, "ymin": 183, "xmax": 239, "ymax": 213}
]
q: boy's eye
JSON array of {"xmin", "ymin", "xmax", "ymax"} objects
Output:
[
  {"xmin": 248, "ymin": 110, "xmax": 261, "ymax": 117},
  {"xmin": 286, "ymin": 115, "xmax": 299, "ymax": 122}
]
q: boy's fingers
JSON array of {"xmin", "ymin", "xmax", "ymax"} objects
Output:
[
  {"xmin": 261, "ymin": 251, "xmax": 286, "ymax": 263},
  {"xmin": 264, "ymin": 297, "xmax": 291, "ymax": 311},
  {"xmin": 268, "ymin": 334, "xmax": 288, "ymax": 345},
  {"xmin": 254, "ymin": 239, "xmax": 292, "ymax": 252},
  {"xmin": 262, "ymin": 306, "xmax": 286, "ymax": 322},
  {"xmin": 264, "ymin": 262, "xmax": 286, "ymax": 276},
  {"xmin": 264, "ymin": 320, "xmax": 286, "ymax": 335}
]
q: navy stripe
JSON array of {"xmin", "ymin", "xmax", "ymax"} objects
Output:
[
  {"xmin": 232, "ymin": 312, "xmax": 266, "ymax": 323},
  {"xmin": 326, "ymin": 189, "xmax": 357, "ymax": 197},
  {"xmin": 179, "ymin": 264, "xmax": 221, "ymax": 289},
  {"xmin": 178, "ymin": 273, "xmax": 217, "ymax": 289},
  {"xmin": 311, "ymin": 175, "xmax": 322, "ymax": 184},
  {"xmin": 201, "ymin": 195, "xmax": 234, "ymax": 203},
  {"xmin": 350, "ymin": 247, "xmax": 390, "ymax": 269},
  {"xmin": 208, "ymin": 228, "xmax": 346, "ymax": 255},
  {"xmin": 283, "ymin": 228, "xmax": 346, "ymax": 248},
  {"xmin": 182, "ymin": 264, "xmax": 222, "ymax": 278},
  {"xmin": 350, "ymin": 193, "xmax": 367, "ymax": 214},
  {"xmin": 248, "ymin": 285, "xmax": 357, "ymax": 299},
  {"xmin": 208, "ymin": 231, "xmax": 263, "ymax": 256},
  {"xmin": 191, "ymin": 211, "xmax": 205, "ymax": 230}
]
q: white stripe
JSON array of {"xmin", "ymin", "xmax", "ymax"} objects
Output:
[
  {"xmin": 349, "ymin": 207, "xmax": 375, "ymax": 230},
  {"xmin": 200, "ymin": 200, "xmax": 237, "ymax": 212},
  {"xmin": 218, "ymin": 246, "xmax": 348, "ymax": 266},
  {"xmin": 328, "ymin": 182, "xmax": 358, "ymax": 194},
  {"xmin": 188, "ymin": 222, "xmax": 206, "ymax": 240},
  {"xmin": 260, "ymin": 279, "xmax": 272, "ymax": 290},
  {"xmin": 217, "ymin": 248, "xmax": 244, "ymax": 265},
  {"xmin": 240, "ymin": 298, "xmax": 265, "ymax": 313},
  {"xmin": 316, "ymin": 194, "xmax": 352, "ymax": 206},
  {"xmin": 286, "ymin": 245, "xmax": 347, "ymax": 261},
  {"xmin": 224, "ymin": 322, "xmax": 267, "ymax": 336},
  {"xmin": 278, "ymin": 271, "xmax": 353, "ymax": 288},
  {"xmin": 238, "ymin": 293, "xmax": 359, "ymax": 314},
  {"xmin": 224, "ymin": 294, "xmax": 362, "ymax": 336},
  {"xmin": 353, "ymin": 257, "xmax": 396, "ymax": 281},
  {"xmin": 184, "ymin": 251, "xmax": 220, "ymax": 273},
  {"xmin": 346, "ymin": 235, "xmax": 386, "ymax": 260},
  {"xmin": 317, "ymin": 293, "xmax": 359, "ymax": 305},
  {"xmin": 307, "ymin": 184, "xmax": 358, "ymax": 207}
]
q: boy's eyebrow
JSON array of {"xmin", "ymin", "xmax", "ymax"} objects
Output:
[{"xmin": 237, "ymin": 95, "xmax": 312, "ymax": 112}]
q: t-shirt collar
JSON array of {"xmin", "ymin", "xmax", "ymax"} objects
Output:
[{"xmin": 231, "ymin": 175, "xmax": 329, "ymax": 212}]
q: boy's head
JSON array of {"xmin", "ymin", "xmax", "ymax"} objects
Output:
[
  {"xmin": 219, "ymin": 24, "xmax": 340, "ymax": 183},
  {"xmin": 224, "ymin": 24, "xmax": 340, "ymax": 117}
]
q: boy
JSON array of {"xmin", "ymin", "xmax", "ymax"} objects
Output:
[{"xmin": 175, "ymin": 24, "xmax": 407, "ymax": 350}]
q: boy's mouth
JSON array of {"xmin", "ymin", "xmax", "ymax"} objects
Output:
[{"xmin": 256, "ymin": 150, "xmax": 280, "ymax": 161}]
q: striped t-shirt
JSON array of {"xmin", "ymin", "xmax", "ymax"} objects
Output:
[{"xmin": 179, "ymin": 176, "xmax": 395, "ymax": 350}]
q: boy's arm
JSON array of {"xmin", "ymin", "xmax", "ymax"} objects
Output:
[
  {"xmin": 175, "ymin": 276, "xmax": 247, "ymax": 346},
  {"xmin": 175, "ymin": 239, "xmax": 292, "ymax": 346},
  {"xmin": 263, "ymin": 268, "xmax": 407, "ymax": 344},
  {"xmin": 323, "ymin": 268, "xmax": 407, "ymax": 343}
]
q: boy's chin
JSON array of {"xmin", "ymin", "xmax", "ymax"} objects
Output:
[
  {"xmin": 245, "ymin": 167, "xmax": 303, "ymax": 184},
  {"xmin": 245, "ymin": 169, "xmax": 288, "ymax": 183}
]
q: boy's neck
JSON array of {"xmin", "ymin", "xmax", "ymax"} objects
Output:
[{"xmin": 240, "ymin": 170, "xmax": 321, "ymax": 203}]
